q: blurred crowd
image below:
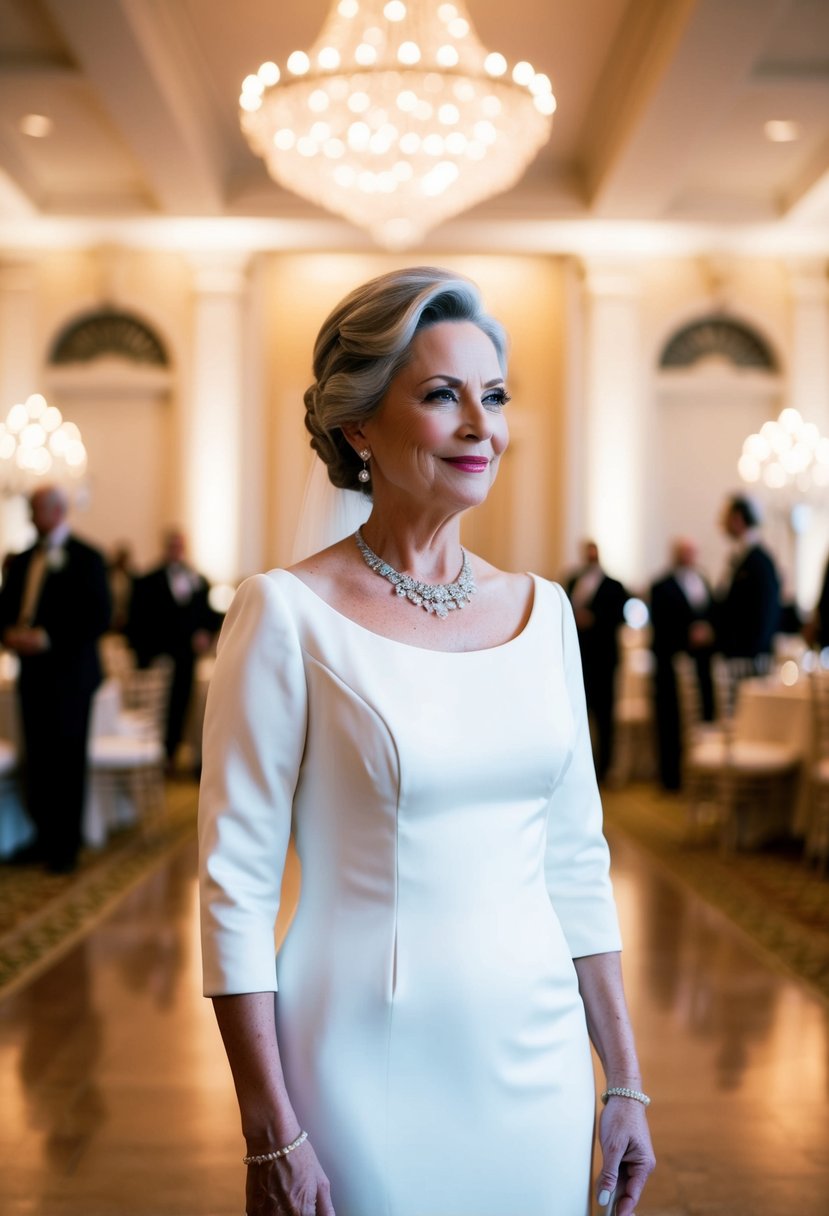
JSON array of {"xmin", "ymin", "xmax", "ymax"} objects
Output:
[
  {"xmin": 0, "ymin": 485, "xmax": 222, "ymax": 873},
  {"xmin": 564, "ymin": 492, "xmax": 829, "ymax": 793},
  {"xmin": 4, "ymin": 477, "xmax": 828, "ymax": 869}
]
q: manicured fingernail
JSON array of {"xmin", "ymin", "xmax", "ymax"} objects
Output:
[{"xmin": 598, "ymin": 1190, "xmax": 611, "ymax": 1206}]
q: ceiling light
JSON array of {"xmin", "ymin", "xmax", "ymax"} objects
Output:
[
  {"xmin": 239, "ymin": 0, "xmax": 555, "ymax": 248},
  {"xmin": 764, "ymin": 119, "xmax": 801, "ymax": 143}
]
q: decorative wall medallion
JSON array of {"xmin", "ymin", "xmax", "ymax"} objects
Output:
[
  {"xmin": 660, "ymin": 317, "xmax": 776, "ymax": 371},
  {"xmin": 49, "ymin": 310, "xmax": 169, "ymax": 367}
]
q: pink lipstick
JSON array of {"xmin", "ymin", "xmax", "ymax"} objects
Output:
[{"xmin": 443, "ymin": 457, "xmax": 490, "ymax": 472}]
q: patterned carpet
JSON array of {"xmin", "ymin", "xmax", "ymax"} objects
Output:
[
  {"xmin": 602, "ymin": 782, "xmax": 829, "ymax": 1003},
  {"xmin": 0, "ymin": 781, "xmax": 198, "ymax": 999}
]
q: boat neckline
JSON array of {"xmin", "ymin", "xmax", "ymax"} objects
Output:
[{"xmin": 279, "ymin": 568, "xmax": 541, "ymax": 656}]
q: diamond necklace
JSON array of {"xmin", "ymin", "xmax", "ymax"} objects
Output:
[{"xmin": 354, "ymin": 528, "xmax": 476, "ymax": 619}]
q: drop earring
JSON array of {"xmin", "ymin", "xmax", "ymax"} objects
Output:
[{"xmin": 358, "ymin": 449, "xmax": 371, "ymax": 484}]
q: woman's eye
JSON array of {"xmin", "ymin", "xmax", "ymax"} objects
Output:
[
  {"xmin": 484, "ymin": 389, "xmax": 511, "ymax": 409},
  {"xmin": 424, "ymin": 388, "xmax": 458, "ymax": 403}
]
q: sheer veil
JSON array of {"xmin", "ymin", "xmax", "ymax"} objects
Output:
[{"xmin": 290, "ymin": 455, "xmax": 372, "ymax": 564}]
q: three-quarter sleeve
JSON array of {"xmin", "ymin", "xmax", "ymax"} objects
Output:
[
  {"xmin": 198, "ymin": 573, "xmax": 307, "ymax": 996},
  {"xmin": 543, "ymin": 582, "xmax": 622, "ymax": 959}
]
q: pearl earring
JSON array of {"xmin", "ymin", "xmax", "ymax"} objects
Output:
[{"xmin": 358, "ymin": 449, "xmax": 371, "ymax": 484}]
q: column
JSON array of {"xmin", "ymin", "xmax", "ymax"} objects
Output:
[
  {"xmin": 580, "ymin": 260, "xmax": 646, "ymax": 589},
  {"xmin": 0, "ymin": 261, "xmax": 40, "ymax": 556},
  {"xmin": 788, "ymin": 259, "xmax": 829, "ymax": 433},
  {"xmin": 787, "ymin": 259, "xmax": 829, "ymax": 610},
  {"xmin": 186, "ymin": 254, "xmax": 251, "ymax": 585}
]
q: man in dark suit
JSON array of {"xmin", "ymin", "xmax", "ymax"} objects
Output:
[
  {"xmin": 714, "ymin": 495, "xmax": 780, "ymax": 669},
  {"xmin": 565, "ymin": 539, "xmax": 628, "ymax": 783},
  {"xmin": 650, "ymin": 538, "xmax": 716, "ymax": 791},
  {"xmin": 128, "ymin": 529, "xmax": 221, "ymax": 771},
  {"xmin": 0, "ymin": 485, "xmax": 111, "ymax": 872}
]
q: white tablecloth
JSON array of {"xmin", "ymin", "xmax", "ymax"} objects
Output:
[
  {"xmin": 0, "ymin": 677, "xmax": 129, "ymax": 857},
  {"xmin": 734, "ymin": 675, "xmax": 812, "ymax": 834}
]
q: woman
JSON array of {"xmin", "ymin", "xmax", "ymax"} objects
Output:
[{"xmin": 199, "ymin": 267, "xmax": 655, "ymax": 1216}]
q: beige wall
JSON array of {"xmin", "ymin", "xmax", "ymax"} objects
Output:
[
  {"xmin": 2, "ymin": 243, "xmax": 825, "ymax": 606},
  {"xmin": 30, "ymin": 247, "xmax": 192, "ymax": 570}
]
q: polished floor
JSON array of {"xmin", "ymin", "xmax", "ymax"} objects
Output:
[{"xmin": 0, "ymin": 825, "xmax": 827, "ymax": 1216}]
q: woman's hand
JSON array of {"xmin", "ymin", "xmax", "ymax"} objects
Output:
[
  {"xmin": 595, "ymin": 1098, "xmax": 655, "ymax": 1216},
  {"xmin": 245, "ymin": 1139, "xmax": 335, "ymax": 1216}
]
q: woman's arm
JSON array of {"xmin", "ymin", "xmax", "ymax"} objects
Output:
[
  {"xmin": 213, "ymin": 992, "xmax": 335, "ymax": 1216},
  {"xmin": 574, "ymin": 952, "xmax": 656, "ymax": 1216}
]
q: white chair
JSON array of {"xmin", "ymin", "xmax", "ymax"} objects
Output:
[
  {"xmin": 678, "ymin": 656, "xmax": 800, "ymax": 851},
  {"xmin": 805, "ymin": 669, "xmax": 829, "ymax": 875},
  {"xmin": 116, "ymin": 657, "xmax": 173, "ymax": 741},
  {"xmin": 610, "ymin": 647, "xmax": 655, "ymax": 786},
  {"xmin": 87, "ymin": 658, "xmax": 173, "ymax": 841},
  {"xmin": 99, "ymin": 632, "xmax": 136, "ymax": 683}
]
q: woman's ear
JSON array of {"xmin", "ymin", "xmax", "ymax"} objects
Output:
[{"xmin": 341, "ymin": 423, "xmax": 367, "ymax": 453}]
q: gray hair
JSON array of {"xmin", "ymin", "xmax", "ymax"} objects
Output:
[{"xmin": 304, "ymin": 266, "xmax": 509, "ymax": 494}]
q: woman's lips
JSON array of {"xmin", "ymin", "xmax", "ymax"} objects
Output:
[{"xmin": 442, "ymin": 456, "xmax": 490, "ymax": 472}]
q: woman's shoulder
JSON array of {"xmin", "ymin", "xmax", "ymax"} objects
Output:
[{"xmin": 473, "ymin": 559, "xmax": 567, "ymax": 609}]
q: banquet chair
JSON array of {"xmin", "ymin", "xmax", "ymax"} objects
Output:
[
  {"xmin": 87, "ymin": 658, "xmax": 173, "ymax": 841},
  {"xmin": 805, "ymin": 669, "xmax": 829, "ymax": 875},
  {"xmin": 609, "ymin": 646, "xmax": 655, "ymax": 786},
  {"xmin": 677, "ymin": 655, "xmax": 800, "ymax": 851},
  {"xmin": 99, "ymin": 632, "xmax": 136, "ymax": 684}
]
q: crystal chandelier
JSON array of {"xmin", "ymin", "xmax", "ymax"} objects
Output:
[
  {"xmin": 738, "ymin": 408, "xmax": 829, "ymax": 497},
  {"xmin": 240, "ymin": 0, "xmax": 555, "ymax": 248},
  {"xmin": 0, "ymin": 394, "xmax": 88, "ymax": 496}
]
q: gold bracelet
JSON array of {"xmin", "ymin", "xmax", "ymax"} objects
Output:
[
  {"xmin": 243, "ymin": 1130, "xmax": 308, "ymax": 1165},
  {"xmin": 601, "ymin": 1086, "xmax": 651, "ymax": 1106}
]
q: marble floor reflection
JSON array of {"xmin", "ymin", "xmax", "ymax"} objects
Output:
[{"xmin": 0, "ymin": 829, "xmax": 826, "ymax": 1215}]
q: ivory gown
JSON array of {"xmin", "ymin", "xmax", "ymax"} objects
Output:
[{"xmin": 199, "ymin": 569, "xmax": 622, "ymax": 1216}]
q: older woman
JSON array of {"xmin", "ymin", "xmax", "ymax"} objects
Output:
[{"xmin": 198, "ymin": 267, "xmax": 654, "ymax": 1216}]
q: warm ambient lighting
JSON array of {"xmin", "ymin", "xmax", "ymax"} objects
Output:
[
  {"xmin": 19, "ymin": 113, "xmax": 53, "ymax": 138},
  {"xmin": 0, "ymin": 393, "xmax": 88, "ymax": 494},
  {"xmin": 239, "ymin": 0, "xmax": 555, "ymax": 248},
  {"xmin": 738, "ymin": 408, "xmax": 829, "ymax": 493},
  {"xmin": 764, "ymin": 119, "xmax": 801, "ymax": 143}
]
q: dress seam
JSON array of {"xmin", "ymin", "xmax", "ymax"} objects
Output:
[{"xmin": 383, "ymin": 786, "xmax": 400, "ymax": 1216}]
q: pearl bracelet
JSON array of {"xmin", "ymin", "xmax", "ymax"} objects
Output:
[
  {"xmin": 601, "ymin": 1086, "xmax": 651, "ymax": 1107},
  {"xmin": 243, "ymin": 1130, "xmax": 309, "ymax": 1165}
]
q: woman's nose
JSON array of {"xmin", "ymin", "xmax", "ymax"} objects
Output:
[{"xmin": 459, "ymin": 397, "xmax": 492, "ymax": 440}]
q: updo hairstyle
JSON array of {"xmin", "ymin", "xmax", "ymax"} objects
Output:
[{"xmin": 303, "ymin": 266, "xmax": 508, "ymax": 495}]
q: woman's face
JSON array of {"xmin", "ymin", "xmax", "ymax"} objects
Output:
[{"xmin": 354, "ymin": 320, "xmax": 510, "ymax": 514}]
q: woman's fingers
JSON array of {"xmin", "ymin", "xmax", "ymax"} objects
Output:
[
  {"xmin": 316, "ymin": 1178, "xmax": 337, "ymax": 1216},
  {"xmin": 596, "ymin": 1103, "xmax": 656, "ymax": 1216}
]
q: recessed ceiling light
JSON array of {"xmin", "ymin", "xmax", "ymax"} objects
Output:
[
  {"xmin": 764, "ymin": 119, "xmax": 801, "ymax": 143},
  {"xmin": 20, "ymin": 113, "xmax": 53, "ymax": 138}
]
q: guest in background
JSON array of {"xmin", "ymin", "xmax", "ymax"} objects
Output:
[
  {"xmin": 804, "ymin": 553, "xmax": 829, "ymax": 652},
  {"xmin": 565, "ymin": 540, "xmax": 628, "ymax": 783},
  {"xmin": 107, "ymin": 541, "xmax": 135, "ymax": 633},
  {"xmin": 650, "ymin": 538, "xmax": 715, "ymax": 791},
  {"xmin": 0, "ymin": 485, "xmax": 111, "ymax": 872},
  {"xmin": 713, "ymin": 495, "xmax": 780, "ymax": 673},
  {"xmin": 128, "ymin": 528, "xmax": 221, "ymax": 771}
]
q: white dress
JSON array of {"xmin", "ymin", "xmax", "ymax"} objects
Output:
[{"xmin": 199, "ymin": 570, "xmax": 622, "ymax": 1216}]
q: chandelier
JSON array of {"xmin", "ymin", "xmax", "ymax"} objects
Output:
[
  {"xmin": 0, "ymin": 394, "xmax": 88, "ymax": 495},
  {"xmin": 738, "ymin": 408, "xmax": 829, "ymax": 498},
  {"xmin": 240, "ymin": 0, "xmax": 555, "ymax": 248}
]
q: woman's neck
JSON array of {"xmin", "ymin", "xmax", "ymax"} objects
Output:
[{"xmin": 358, "ymin": 509, "xmax": 466, "ymax": 583}]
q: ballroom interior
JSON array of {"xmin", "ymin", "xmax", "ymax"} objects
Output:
[{"xmin": 0, "ymin": 2, "xmax": 828, "ymax": 1214}]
